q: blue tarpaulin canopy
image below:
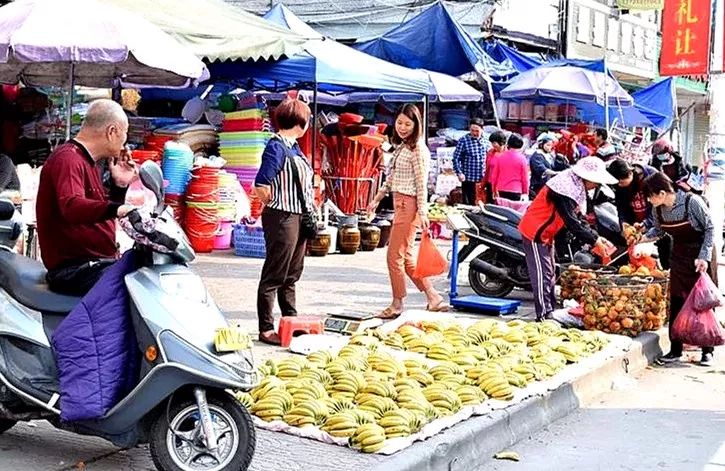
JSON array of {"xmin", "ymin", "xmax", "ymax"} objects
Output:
[
  {"xmin": 208, "ymin": 5, "xmax": 431, "ymax": 94},
  {"xmin": 482, "ymin": 41, "xmax": 542, "ymax": 80},
  {"xmin": 631, "ymin": 78, "xmax": 676, "ymax": 130},
  {"xmin": 353, "ymin": 2, "xmax": 509, "ymax": 78}
]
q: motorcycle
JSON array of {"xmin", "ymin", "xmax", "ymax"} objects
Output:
[
  {"xmin": 0, "ymin": 161, "xmax": 258, "ymax": 471},
  {"xmin": 461, "ymin": 194, "xmax": 625, "ymax": 298}
]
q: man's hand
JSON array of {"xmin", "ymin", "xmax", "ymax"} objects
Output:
[
  {"xmin": 116, "ymin": 204, "xmax": 135, "ymax": 218},
  {"xmin": 458, "ymin": 173, "xmax": 466, "ymax": 182},
  {"xmin": 110, "ymin": 150, "xmax": 137, "ymax": 188},
  {"xmin": 695, "ymin": 259, "xmax": 708, "ymax": 273}
]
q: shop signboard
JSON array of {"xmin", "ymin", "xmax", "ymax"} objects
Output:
[
  {"xmin": 660, "ymin": 0, "xmax": 712, "ymax": 76},
  {"xmin": 616, "ymin": 0, "xmax": 665, "ymax": 9}
]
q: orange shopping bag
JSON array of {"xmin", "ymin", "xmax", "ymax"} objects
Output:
[{"xmin": 414, "ymin": 233, "xmax": 448, "ymax": 279}]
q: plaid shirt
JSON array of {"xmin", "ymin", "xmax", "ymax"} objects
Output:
[
  {"xmin": 452, "ymin": 134, "xmax": 488, "ymax": 181},
  {"xmin": 384, "ymin": 141, "xmax": 429, "ymax": 215}
]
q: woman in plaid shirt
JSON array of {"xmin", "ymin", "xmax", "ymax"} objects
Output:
[{"xmin": 367, "ymin": 104, "xmax": 448, "ymax": 319}]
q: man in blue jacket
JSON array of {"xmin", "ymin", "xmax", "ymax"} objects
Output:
[{"xmin": 452, "ymin": 118, "xmax": 487, "ymax": 205}]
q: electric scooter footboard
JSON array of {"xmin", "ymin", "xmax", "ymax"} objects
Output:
[{"xmin": 0, "ymin": 334, "xmax": 59, "ymax": 409}]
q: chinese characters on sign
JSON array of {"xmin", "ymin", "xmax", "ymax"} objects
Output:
[{"xmin": 660, "ymin": 0, "xmax": 712, "ymax": 76}]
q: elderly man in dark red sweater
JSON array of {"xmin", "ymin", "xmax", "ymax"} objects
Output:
[{"xmin": 36, "ymin": 99, "xmax": 136, "ymax": 296}]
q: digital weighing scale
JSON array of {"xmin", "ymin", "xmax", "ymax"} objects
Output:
[
  {"xmin": 447, "ymin": 212, "xmax": 521, "ymax": 315},
  {"xmin": 323, "ymin": 311, "xmax": 383, "ymax": 335}
]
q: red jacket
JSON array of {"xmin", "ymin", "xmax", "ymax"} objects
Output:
[
  {"xmin": 36, "ymin": 140, "xmax": 124, "ymax": 270},
  {"xmin": 518, "ymin": 186, "xmax": 565, "ymax": 245}
]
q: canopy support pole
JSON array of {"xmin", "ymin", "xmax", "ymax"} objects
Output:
[
  {"xmin": 603, "ymin": 56, "xmax": 609, "ymax": 130},
  {"xmin": 485, "ymin": 75, "xmax": 500, "ymax": 129},
  {"xmin": 423, "ymin": 95, "xmax": 430, "ymax": 142},
  {"xmin": 312, "ymin": 81, "xmax": 319, "ymax": 172},
  {"xmin": 65, "ymin": 62, "xmax": 75, "ymax": 141}
]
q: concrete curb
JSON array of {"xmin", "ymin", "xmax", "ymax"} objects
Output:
[{"xmin": 370, "ymin": 330, "xmax": 669, "ymax": 471}]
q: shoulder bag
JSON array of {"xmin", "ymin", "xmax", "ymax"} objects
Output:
[{"xmin": 288, "ymin": 152, "xmax": 318, "ymax": 240}]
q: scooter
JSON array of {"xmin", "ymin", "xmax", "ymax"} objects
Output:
[
  {"xmin": 0, "ymin": 161, "xmax": 258, "ymax": 471},
  {"xmin": 460, "ymin": 196, "xmax": 624, "ymax": 298}
]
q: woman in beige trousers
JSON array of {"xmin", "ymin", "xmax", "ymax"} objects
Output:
[{"xmin": 367, "ymin": 104, "xmax": 448, "ymax": 319}]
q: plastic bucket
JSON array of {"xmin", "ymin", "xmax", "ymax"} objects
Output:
[{"xmin": 213, "ymin": 221, "xmax": 234, "ymax": 250}]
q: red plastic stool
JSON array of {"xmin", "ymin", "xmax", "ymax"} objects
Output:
[{"xmin": 278, "ymin": 316, "xmax": 324, "ymax": 348}]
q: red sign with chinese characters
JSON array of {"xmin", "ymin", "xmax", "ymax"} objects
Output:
[{"xmin": 660, "ymin": 0, "xmax": 712, "ymax": 76}]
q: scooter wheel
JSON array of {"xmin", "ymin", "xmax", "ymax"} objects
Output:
[
  {"xmin": 468, "ymin": 251, "xmax": 515, "ymax": 298},
  {"xmin": 0, "ymin": 419, "xmax": 16, "ymax": 434},
  {"xmin": 150, "ymin": 391, "xmax": 256, "ymax": 471}
]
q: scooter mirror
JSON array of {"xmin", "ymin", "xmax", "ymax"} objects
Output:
[{"xmin": 139, "ymin": 161, "xmax": 165, "ymax": 212}]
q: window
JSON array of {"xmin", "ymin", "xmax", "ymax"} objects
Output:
[
  {"xmin": 576, "ymin": 6, "xmax": 591, "ymax": 43},
  {"xmin": 593, "ymin": 11, "xmax": 606, "ymax": 47},
  {"xmin": 644, "ymin": 29, "xmax": 656, "ymax": 60},
  {"xmin": 633, "ymin": 26, "xmax": 644, "ymax": 58},
  {"xmin": 621, "ymin": 22, "xmax": 633, "ymax": 54},
  {"xmin": 607, "ymin": 18, "xmax": 619, "ymax": 51}
]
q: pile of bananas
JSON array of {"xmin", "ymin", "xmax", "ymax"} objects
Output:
[
  {"xmin": 350, "ymin": 423, "xmax": 387, "ymax": 453},
  {"xmin": 234, "ymin": 318, "xmax": 610, "ymax": 454}
]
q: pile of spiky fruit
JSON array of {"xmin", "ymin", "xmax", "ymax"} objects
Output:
[
  {"xmin": 582, "ymin": 276, "xmax": 669, "ymax": 336},
  {"xmin": 622, "ymin": 222, "xmax": 644, "ymax": 246},
  {"xmin": 559, "ymin": 265, "xmax": 616, "ymax": 302},
  {"xmin": 235, "ymin": 319, "xmax": 608, "ymax": 454},
  {"xmin": 617, "ymin": 264, "xmax": 667, "ymax": 279}
]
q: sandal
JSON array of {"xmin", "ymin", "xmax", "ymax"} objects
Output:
[
  {"xmin": 376, "ymin": 307, "xmax": 402, "ymax": 320},
  {"xmin": 426, "ymin": 300, "xmax": 450, "ymax": 312}
]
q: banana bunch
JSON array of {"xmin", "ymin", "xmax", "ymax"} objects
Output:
[
  {"xmin": 504, "ymin": 370, "xmax": 528, "ymax": 388},
  {"xmin": 368, "ymin": 353, "xmax": 406, "ymax": 378},
  {"xmin": 378, "ymin": 408, "xmax": 420, "ymax": 438},
  {"xmin": 321, "ymin": 411, "xmax": 359, "ymax": 438},
  {"xmin": 506, "ymin": 319, "xmax": 527, "ymax": 329},
  {"xmin": 407, "ymin": 368, "xmax": 435, "ymax": 387},
  {"xmin": 233, "ymin": 391, "xmax": 254, "ymax": 409},
  {"xmin": 338, "ymin": 344, "xmax": 369, "ymax": 359},
  {"xmin": 429, "ymin": 362, "xmax": 463, "ymax": 380},
  {"xmin": 450, "ymin": 352, "xmax": 478, "ymax": 369},
  {"xmin": 426, "ymin": 341, "xmax": 456, "ymax": 361},
  {"xmin": 423, "ymin": 387, "xmax": 462, "ymax": 415},
  {"xmin": 283, "ymin": 399, "xmax": 329, "ymax": 427},
  {"xmin": 522, "ymin": 324, "xmax": 544, "ymax": 346},
  {"xmin": 326, "ymin": 397, "xmax": 356, "ymax": 414},
  {"xmin": 503, "ymin": 329, "xmax": 527, "ymax": 344},
  {"xmin": 250, "ymin": 389, "xmax": 293, "ymax": 422},
  {"xmin": 396, "ymin": 390, "xmax": 438, "ymax": 420},
  {"xmin": 555, "ymin": 341, "xmax": 585, "ymax": 363},
  {"xmin": 403, "ymin": 359, "xmax": 425, "ymax": 371},
  {"xmin": 512, "ymin": 363, "xmax": 538, "ymax": 382},
  {"xmin": 349, "ymin": 334, "xmax": 381, "ymax": 351},
  {"xmin": 393, "ymin": 378, "xmax": 421, "ymax": 395},
  {"xmin": 327, "ymin": 370, "xmax": 366, "ymax": 400},
  {"xmin": 277, "ymin": 358, "xmax": 304, "ymax": 380},
  {"xmin": 489, "ymin": 323, "xmax": 511, "ymax": 340},
  {"xmin": 360, "ymin": 379, "xmax": 397, "ymax": 399},
  {"xmin": 350, "ymin": 423, "xmax": 387, "ymax": 453},
  {"xmin": 397, "ymin": 325, "xmax": 425, "ymax": 341},
  {"xmin": 456, "ymin": 384, "xmax": 487, "ymax": 405},
  {"xmin": 250, "ymin": 376, "xmax": 285, "ymax": 402},
  {"xmin": 307, "ymin": 350, "xmax": 333, "ymax": 366},
  {"xmin": 257, "ymin": 359, "xmax": 278, "ymax": 377},
  {"xmin": 357, "ymin": 395, "xmax": 399, "ymax": 419},
  {"xmin": 299, "ymin": 368, "xmax": 333, "ymax": 386},
  {"xmin": 443, "ymin": 325, "xmax": 469, "ymax": 347},
  {"xmin": 420, "ymin": 320, "xmax": 447, "ymax": 333},
  {"xmin": 384, "ymin": 332, "xmax": 405, "ymax": 350},
  {"xmin": 477, "ymin": 370, "xmax": 515, "ymax": 400},
  {"xmin": 539, "ymin": 320, "xmax": 563, "ymax": 336},
  {"xmin": 457, "ymin": 346, "xmax": 490, "ymax": 362},
  {"xmin": 436, "ymin": 374, "xmax": 469, "ymax": 389},
  {"xmin": 466, "ymin": 327, "xmax": 490, "ymax": 345},
  {"xmin": 325, "ymin": 355, "xmax": 368, "ymax": 374},
  {"xmin": 292, "ymin": 380, "xmax": 328, "ymax": 404}
]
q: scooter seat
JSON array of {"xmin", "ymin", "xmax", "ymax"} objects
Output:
[
  {"xmin": 0, "ymin": 251, "xmax": 81, "ymax": 314},
  {"xmin": 483, "ymin": 204, "xmax": 523, "ymax": 225}
]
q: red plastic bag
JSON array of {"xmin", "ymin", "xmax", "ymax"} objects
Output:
[
  {"xmin": 672, "ymin": 288, "xmax": 725, "ymax": 347},
  {"xmin": 691, "ymin": 272, "xmax": 723, "ymax": 312},
  {"xmin": 414, "ymin": 233, "xmax": 448, "ymax": 279}
]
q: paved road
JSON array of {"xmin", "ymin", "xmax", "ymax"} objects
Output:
[{"xmin": 481, "ymin": 351, "xmax": 725, "ymax": 471}]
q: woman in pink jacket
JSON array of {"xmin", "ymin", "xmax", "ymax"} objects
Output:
[{"xmin": 490, "ymin": 133, "xmax": 529, "ymax": 201}]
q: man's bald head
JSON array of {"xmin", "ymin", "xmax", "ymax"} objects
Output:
[
  {"xmin": 75, "ymin": 99, "xmax": 129, "ymax": 161},
  {"xmin": 81, "ymin": 99, "xmax": 128, "ymax": 131}
]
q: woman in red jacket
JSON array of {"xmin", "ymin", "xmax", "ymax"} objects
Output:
[{"xmin": 518, "ymin": 157, "xmax": 616, "ymax": 321}]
